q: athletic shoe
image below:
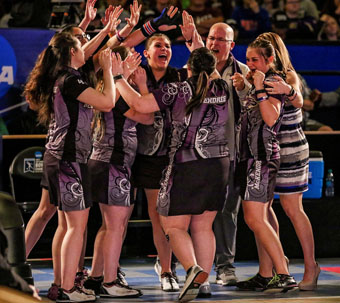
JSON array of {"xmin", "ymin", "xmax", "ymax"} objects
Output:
[
  {"xmin": 236, "ymin": 273, "xmax": 272, "ymax": 291},
  {"xmin": 216, "ymin": 269, "xmax": 238, "ymax": 286},
  {"xmin": 74, "ymin": 268, "xmax": 89, "ymax": 288},
  {"xmin": 264, "ymin": 274, "xmax": 298, "ymax": 293},
  {"xmin": 154, "ymin": 256, "xmax": 162, "ymax": 282},
  {"xmin": 100, "ymin": 279, "xmax": 142, "ymax": 298},
  {"xmin": 47, "ymin": 283, "xmax": 59, "ymax": 301},
  {"xmin": 197, "ymin": 281, "xmax": 212, "ymax": 298},
  {"xmin": 117, "ymin": 267, "xmax": 128, "ymax": 286},
  {"xmin": 56, "ymin": 286, "xmax": 96, "ymax": 302},
  {"xmin": 161, "ymin": 272, "xmax": 179, "ymax": 292},
  {"xmin": 83, "ymin": 276, "xmax": 103, "ymax": 296},
  {"xmin": 171, "ymin": 257, "xmax": 179, "ymax": 283},
  {"xmin": 178, "ymin": 265, "xmax": 209, "ymax": 302}
]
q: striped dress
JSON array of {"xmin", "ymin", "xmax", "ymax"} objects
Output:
[{"xmin": 274, "ymin": 102, "xmax": 309, "ymax": 194}]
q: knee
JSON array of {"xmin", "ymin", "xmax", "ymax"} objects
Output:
[{"xmin": 243, "ymin": 214, "xmax": 262, "ymax": 232}]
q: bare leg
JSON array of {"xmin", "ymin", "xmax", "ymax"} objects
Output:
[
  {"xmin": 101, "ymin": 204, "xmax": 133, "ymax": 283},
  {"xmin": 25, "ymin": 188, "xmax": 56, "ymax": 258},
  {"xmin": 61, "ymin": 208, "xmax": 90, "ymax": 290},
  {"xmin": 242, "ymin": 201, "xmax": 288, "ymax": 275},
  {"xmin": 146, "ymin": 189, "xmax": 172, "ymax": 273},
  {"xmin": 280, "ymin": 193, "xmax": 318, "ymax": 282},
  {"xmin": 77, "ymin": 226, "xmax": 88, "ymax": 271},
  {"xmin": 190, "ymin": 211, "xmax": 217, "ymax": 277},
  {"xmin": 52, "ymin": 211, "xmax": 67, "ymax": 286},
  {"xmin": 160, "ymin": 214, "xmax": 194, "ymax": 271},
  {"xmin": 90, "ymin": 220, "xmax": 106, "ymax": 277}
]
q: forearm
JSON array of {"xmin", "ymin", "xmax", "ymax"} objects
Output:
[
  {"xmin": 122, "ymin": 29, "xmax": 146, "ymax": 48},
  {"xmin": 79, "ymin": 16, "xmax": 92, "ymax": 32},
  {"xmin": 102, "ymin": 69, "xmax": 115, "ymax": 107},
  {"xmin": 107, "ymin": 24, "xmax": 134, "ymax": 48},
  {"xmin": 259, "ymin": 98, "xmax": 280, "ymax": 127},
  {"xmin": 83, "ymin": 30, "xmax": 109, "ymax": 60}
]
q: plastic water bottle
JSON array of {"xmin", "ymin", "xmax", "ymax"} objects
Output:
[{"xmin": 325, "ymin": 169, "xmax": 335, "ymax": 197}]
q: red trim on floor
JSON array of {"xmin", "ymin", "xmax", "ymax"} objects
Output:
[{"xmin": 321, "ymin": 267, "xmax": 340, "ymax": 274}]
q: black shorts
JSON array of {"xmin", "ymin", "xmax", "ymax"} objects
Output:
[
  {"xmin": 131, "ymin": 154, "xmax": 169, "ymax": 189},
  {"xmin": 236, "ymin": 158, "xmax": 280, "ymax": 203}
]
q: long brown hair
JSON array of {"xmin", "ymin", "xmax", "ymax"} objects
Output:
[
  {"xmin": 186, "ymin": 47, "xmax": 216, "ymax": 115},
  {"xmin": 24, "ymin": 32, "xmax": 78, "ymax": 126}
]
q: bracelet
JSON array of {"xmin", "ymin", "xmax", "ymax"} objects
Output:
[
  {"xmin": 255, "ymin": 89, "xmax": 266, "ymax": 95},
  {"xmin": 257, "ymin": 95, "xmax": 269, "ymax": 103},
  {"xmin": 287, "ymin": 85, "xmax": 295, "ymax": 97},
  {"xmin": 113, "ymin": 74, "xmax": 124, "ymax": 82},
  {"xmin": 116, "ymin": 31, "xmax": 125, "ymax": 43},
  {"xmin": 288, "ymin": 91, "xmax": 297, "ymax": 100}
]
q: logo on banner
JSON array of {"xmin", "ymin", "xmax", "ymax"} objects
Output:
[
  {"xmin": 23, "ymin": 151, "xmax": 43, "ymax": 173},
  {"xmin": 0, "ymin": 35, "xmax": 17, "ymax": 98}
]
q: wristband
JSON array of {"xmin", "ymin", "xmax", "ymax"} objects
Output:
[
  {"xmin": 255, "ymin": 89, "xmax": 266, "ymax": 95},
  {"xmin": 288, "ymin": 91, "xmax": 297, "ymax": 100},
  {"xmin": 116, "ymin": 31, "xmax": 125, "ymax": 42},
  {"xmin": 287, "ymin": 85, "xmax": 295, "ymax": 97},
  {"xmin": 186, "ymin": 39, "xmax": 192, "ymax": 45},
  {"xmin": 113, "ymin": 74, "xmax": 124, "ymax": 82},
  {"xmin": 257, "ymin": 95, "xmax": 269, "ymax": 103}
]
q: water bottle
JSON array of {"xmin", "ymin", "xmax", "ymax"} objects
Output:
[{"xmin": 325, "ymin": 169, "xmax": 335, "ymax": 197}]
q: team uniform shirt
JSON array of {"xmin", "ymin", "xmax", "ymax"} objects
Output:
[
  {"xmin": 46, "ymin": 67, "xmax": 93, "ymax": 163},
  {"xmin": 151, "ymin": 78, "xmax": 230, "ymax": 215}
]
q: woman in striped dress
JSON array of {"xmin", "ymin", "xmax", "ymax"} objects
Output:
[{"xmin": 259, "ymin": 32, "xmax": 320, "ymax": 291}]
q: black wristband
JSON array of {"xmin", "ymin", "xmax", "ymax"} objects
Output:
[
  {"xmin": 113, "ymin": 74, "xmax": 124, "ymax": 82},
  {"xmin": 255, "ymin": 89, "xmax": 266, "ymax": 95},
  {"xmin": 287, "ymin": 86, "xmax": 295, "ymax": 97},
  {"xmin": 186, "ymin": 39, "xmax": 192, "ymax": 45}
]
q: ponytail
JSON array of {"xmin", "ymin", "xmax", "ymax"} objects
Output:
[{"xmin": 185, "ymin": 71, "xmax": 209, "ymax": 115}]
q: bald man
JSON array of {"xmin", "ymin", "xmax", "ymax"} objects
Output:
[{"xmin": 206, "ymin": 22, "xmax": 250, "ymax": 288}]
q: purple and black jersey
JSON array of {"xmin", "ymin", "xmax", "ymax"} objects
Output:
[
  {"xmin": 90, "ymin": 97, "xmax": 137, "ymax": 168},
  {"xmin": 239, "ymin": 72, "xmax": 285, "ymax": 161},
  {"xmin": 46, "ymin": 67, "xmax": 93, "ymax": 163},
  {"xmin": 135, "ymin": 64, "xmax": 188, "ymax": 156}
]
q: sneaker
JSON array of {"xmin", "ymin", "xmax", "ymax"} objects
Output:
[
  {"xmin": 236, "ymin": 273, "xmax": 272, "ymax": 291},
  {"xmin": 161, "ymin": 272, "xmax": 179, "ymax": 292},
  {"xmin": 264, "ymin": 274, "xmax": 298, "ymax": 293},
  {"xmin": 154, "ymin": 256, "xmax": 162, "ymax": 282},
  {"xmin": 74, "ymin": 268, "xmax": 89, "ymax": 288},
  {"xmin": 171, "ymin": 257, "xmax": 179, "ymax": 283},
  {"xmin": 197, "ymin": 281, "xmax": 212, "ymax": 298},
  {"xmin": 83, "ymin": 276, "xmax": 103, "ymax": 296},
  {"xmin": 117, "ymin": 267, "xmax": 128, "ymax": 286},
  {"xmin": 57, "ymin": 286, "xmax": 96, "ymax": 302},
  {"xmin": 47, "ymin": 283, "xmax": 60, "ymax": 301},
  {"xmin": 178, "ymin": 265, "xmax": 209, "ymax": 303},
  {"xmin": 216, "ymin": 269, "xmax": 238, "ymax": 286},
  {"xmin": 100, "ymin": 279, "xmax": 142, "ymax": 298}
]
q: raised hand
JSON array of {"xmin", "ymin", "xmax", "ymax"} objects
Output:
[
  {"xmin": 103, "ymin": 6, "xmax": 123, "ymax": 35},
  {"xmin": 84, "ymin": 0, "xmax": 98, "ymax": 22},
  {"xmin": 231, "ymin": 72, "xmax": 246, "ymax": 91},
  {"xmin": 126, "ymin": 0, "xmax": 142, "ymax": 29},
  {"xmin": 101, "ymin": 5, "xmax": 113, "ymax": 26},
  {"xmin": 131, "ymin": 66, "xmax": 147, "ymax": 86},
  {"xmin": 112, "ymin": 52, "xmax": 124, "ymax": 76},
  {"xmin": 180, "ymin": 10, "xmax": 196, "ymax": 41},
  {"xmin": 99, "ymin": 48, "xmax": 113, "ymax": 71},
  {"xmin": 123, "ymin": 51, "xmax": 142, "ymax": 79}
]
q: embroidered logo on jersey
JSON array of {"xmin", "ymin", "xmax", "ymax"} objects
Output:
[
  {"xmin": 203, "ymin": 96, "xmax": 226, "ymax": 104},
  {"xmin": 83, "ymin": 104, "xmax": 93, "ymax": 109},
  {"xmin": 77, "ymin": 79, "xmax": 86, "ymax": 85}
]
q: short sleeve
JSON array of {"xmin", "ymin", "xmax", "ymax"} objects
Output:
[
  {"xmin": 115, "ymin": 97, "xmax": 130, "ymax": 114},
  {"xmin": 152, "ymin": 82, "xmax": 192, "ymax": 111},
  {"xmin": 62, "ymin": 74, "xmax": 90, "ymax": 100}
]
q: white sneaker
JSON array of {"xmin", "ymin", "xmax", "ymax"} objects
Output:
[
  {"xmin": 161, "ymin": 272, "xmax": 180, "ymax": 292},
  {"xmin": 100, "ymin": 280, "xmax": 142, "ymax": 298},
  {"xmin": 154, "ymin": 256, "xmax": 162, "ymax": 282},
  {"xmin": 57, "ymin": 286, "xmax": 96, "ymax": 302},
  {"xmin": 178, "ymin": 265, "xmax": 209, "ymax": 303}
]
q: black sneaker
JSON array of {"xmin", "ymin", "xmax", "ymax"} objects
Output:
[
  {"xmin": 83, "ymin": 276, "xmax": 103, "ymax": 296},
  {"xmin": 216, "ymin": 269, "xmax": 238, "ymax": 286},
  {"xmin": 236, "ymin": 273, "xmax": 272, "ymax": 291},
  {"xmin": 264, "ymin": 274, "xmax": 298, "ymax": 293}
]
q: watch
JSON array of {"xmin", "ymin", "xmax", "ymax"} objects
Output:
[{"xmin": 113, "ymin": 74, "xmax": 124, "ymax": 82}]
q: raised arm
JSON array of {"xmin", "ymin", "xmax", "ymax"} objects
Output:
[
  {"xmin": 78, "ymin": 49, "xmax": 115, "ymax": 112},
  {"xmin": 253, "ymin": 71, "xmax": 282, "ymax": 127},
  {"xmin": 122, "ymin": 6, "xmax": 180, "ymax": 48},
  {"xmin": 112, "ymin": 53, "xmax": 159, "ymax": 113},
  {"xmin": 79, "ymin": 0, "xmax": 98, "ymax": 32},
  {"xmin": 180, "ymin": 11, "xmax": 204, "ymax": 52}
]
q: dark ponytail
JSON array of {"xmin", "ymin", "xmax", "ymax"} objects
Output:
[{"xmin": 185, "ymin": 47, "xmax": 216, "ymax": 115}]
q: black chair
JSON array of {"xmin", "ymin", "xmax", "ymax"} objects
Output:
[
  {"xmin": 0, "ymin": 191, "xmax": 34, "ymax": 285},
  {"xmin": 9, "ymin": 146, "xmax": 45, "ymax": 214}
]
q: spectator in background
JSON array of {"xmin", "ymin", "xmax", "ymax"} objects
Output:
[
  {"xmin": 186, "ymin": 0, "xmax": 224, "ymax": 39},
  {"xmin": 0, "ymin": 0, "xmax": 11, "ymax": 27},
  {"xmin": 98, "ymin": 0, "xmax": 131, "ymax": 30},
  {"xmin": 320, "ymin": 0, "xmax": 340, "ymax": 25},
  {"xmin": 261, "ymin": 0, "xmax": 282, "ymax": 17},
  {"xmin": 231, "ymin": 0, "xmax": 272, "ymax": 41},
  {"xmin": 272, "ymin": 0, "xmax": 317, "ymax": 40},
  {"xmin": 318, "ymin": 15, "xmax": 340, "ymax": 40},
  {"xmin": 300, "ymin": 0, "xmax": 320, "ymax": 20}
]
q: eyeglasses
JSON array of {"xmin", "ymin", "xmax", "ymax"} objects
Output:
[
  {"xmin": 207, "ymin": 36, "xmax": 233, "ymax": 43},
  {"xmin": 75, "ymin": 33, "xmax": 91, "ymax": 42}
]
